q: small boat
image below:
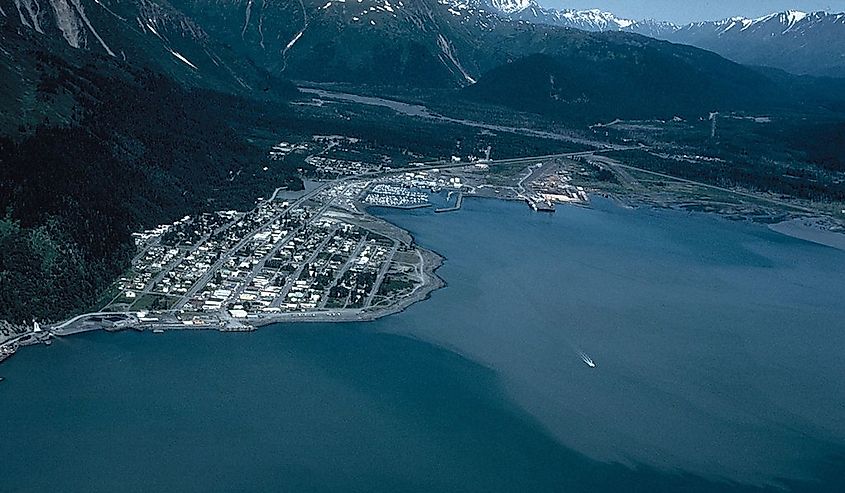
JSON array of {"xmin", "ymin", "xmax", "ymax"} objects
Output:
[{"xmin": 152, "ymin": 329, "xmax": 165, "ymax": 334}]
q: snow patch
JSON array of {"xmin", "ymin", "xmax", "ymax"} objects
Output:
[
  {"xmin": 48, "ymin": 0, "xmax": 84, "ymax": 47},
  {"xmin": 784, "ymin": 10, "xmax": 808, "ymax": 25},
  {"xmin": 487, "ymin": 0, "xmax": 530, "ymax": 14},
  {"xmin": 68, "ymin": 0, "xmax": 115, "ymax": 56},
  {"xmin": 436, "ymin": 33, "xmax": 476, "ymax": 84},
  {"xmin": 257, "ymin": 0, "xmax": 266, "ymax": 49},
  {"xmin": 90, "ymin": 0, "xmax": 125, "ymax": 21},
  {"xmin": 557, "ymin": 8, "xmax": 635, "ymax": 31},
  {"xmin": 285, "ymin": 30, "xmax": 304, "ymax": 51},
  {"xmin": 15, "ymin": 0, "xmax": 44, "ymax": 33},
  {"xmin": 242, "ymin": 0, "xmax": 253, "ymax": 38},
  {"xmin": 782, "ymin": 10, "xmax": 808, "ymax": 33},
  {"xmin": 170, "ymin": 49, "xmax": 198, "ymax": 70},
  {"xmin": 146, "ymin": 22, "xmax": 161, "ymax": 37}
]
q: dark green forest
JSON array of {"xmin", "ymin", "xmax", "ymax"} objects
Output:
[
  {"xmin": 0, "ymin": 66, "xmax": 301, "ymax": 323},
  {"xmin": 605, "ymin": 149, "xmax": 845, "ymax": 203}
]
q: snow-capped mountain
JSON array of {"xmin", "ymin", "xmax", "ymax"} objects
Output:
[
  {"xmin": 4, "ymin": 0, "xmax": 840, "ymax": 97},
  {"xmin": 655, "ymin": 10, "xmax": 845, "ymax": 77},
  {"xmin": 472, "ymin": 0, "xmax": 642, "ymax": 30},
  {"xmin": 480, "ymin": 1, "xmax": 845, "ymax": 77},
  {"xmin": 485, "ymin": 0, "xmax": 532, "ymax": 15},
  {"xmin": 512, "ymin": 6, "xmax": 638, "ymax": 31}
]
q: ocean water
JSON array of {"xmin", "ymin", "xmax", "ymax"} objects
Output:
[{"xmin": 2, "ymin": 198, "xmax": 844, "ymax": 492}]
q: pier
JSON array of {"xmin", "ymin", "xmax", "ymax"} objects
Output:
[
  {"xmin": 381, "ymin": 203, "xmax": 433, "ymax": 210},
  {"xmin": 526, "ymin": 196, "xmax": 555, "ymax": 212}
]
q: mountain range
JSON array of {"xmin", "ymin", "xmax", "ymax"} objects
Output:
[
  {"xmin": 3, "ymin": 0, "xmax": 845, "ymax": 151},
  {"xmin": 5, "ymin": 0, "xmax": 843, "ymax": 97},
  {"xmin": 2, "ymin": 0, "xmax": 845, "ymax": 322},
  {"xmin": 492, "ymin": 2, "xmax": 845, "ymax": 78},
  {"xmin": 4, "ymin": 0, "xmax": 845, "ymax": 132}
]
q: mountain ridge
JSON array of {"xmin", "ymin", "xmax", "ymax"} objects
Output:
[
  {"xmin": 481, "ymin": 2, "xmax": 845, "ymax": 77},
  {"xmin": 4, "ymin": 0, "xmax": 844, "ymax": 123},
  {"xmin": 1, "ymin": 0, "xmax": 297, "ymax": 93}
]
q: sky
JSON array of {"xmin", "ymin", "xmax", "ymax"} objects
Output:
[{"xmin": 541, "ymin": 1, "xmax": 845, "ymax": 23}]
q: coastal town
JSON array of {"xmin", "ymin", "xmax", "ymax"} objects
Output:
[
  {"xmin": 98, "ymin": 156, "xmax": 591, "ymax": 327},
  {"xmin": 0, "ymin": 146, "xmax": 587, "ymax": 360},
  {"xmin": 5, "ymin": 130, "xmax": 841, "ymax": 365},
  {"xmin": 0, "ymin": 142, "xmax": 601, "ymax": 362},
  {"xmin": 101, "ymin": 178, "xmax": 445, "ymax": 326}
]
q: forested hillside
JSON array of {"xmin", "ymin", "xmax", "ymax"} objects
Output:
[{"xmin": 0, "ymin": 49, "xmax": 301, "ymax": 322}]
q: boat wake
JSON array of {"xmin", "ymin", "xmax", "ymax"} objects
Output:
[{"xmin": 578, "ymin": 351, "xmax": 596, "ymax": 368}]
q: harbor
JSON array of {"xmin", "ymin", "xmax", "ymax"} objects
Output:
[
  {"xmin": 435, "ymin": 191, "xmax": 464, "ymax": 213},
  {"xmin": 5, "ymin": 196, "xmax": 845, "ymax": 492}
]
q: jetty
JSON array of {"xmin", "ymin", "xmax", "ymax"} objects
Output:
[{"xmin": 435, "ymin": 191, "xmax": 463, "ymax": 213}]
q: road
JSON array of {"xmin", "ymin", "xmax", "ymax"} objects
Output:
[
  {"xmin": 227, "ymin": 200, "xmax": 335, "ymax": 306},
  {"xmin": 50, "ymin": 312, "xmax": 137, "ymax": 335},
  {"xmin": 387, "ymin": 149, "xmax": 625, "ymax": 176},
  {"xmin": 271, "ymin": 224, "xmax": 339, "ymax": 308},
  {"xmin": 173, "ymin": 180, "xmax": 333, "ymax": 309},
  {"xmin": 364, "ymin": 241, "xmax": 399, "ymax": 308},
  {"xmin": 318, "ymin": 235, "xmax": 368, "ymax": 309}
]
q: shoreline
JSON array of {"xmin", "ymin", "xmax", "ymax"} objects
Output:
[
  {"xmin": 0, "ymin": 244, "xmax": 447, "ymax": 367},
  {"xmin": 767, "ymin": 217, "xmax": 845, "ymax": 251},
  {"xmin": 7, "ymin": 181, "xmax": 845, "ymax": 492},
  {"xmin": 250, "ymin": 246, "xmax": 446, "ymax": 327},
  {"xmin": 4, "ymin": 188, "xmax": 843, "ymax": 367}
]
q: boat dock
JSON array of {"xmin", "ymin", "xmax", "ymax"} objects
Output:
[{"xmin": 526, "ymin": 196, "xmax": 555, "ymax": 212}]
